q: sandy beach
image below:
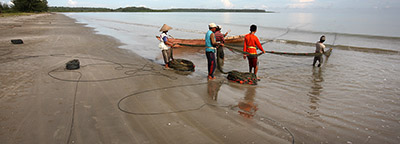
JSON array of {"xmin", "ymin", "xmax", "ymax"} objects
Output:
[
  {"xmin": 2, "ymin": 12, "xmax": 399, "ymax": 144},
  {"xmin": 0, "ymin": 13, "xmax": 294, "ymax": 143}
]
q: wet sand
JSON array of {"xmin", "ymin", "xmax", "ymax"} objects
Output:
[{"xmin": 0, "ymin": 13, "xmax": 294, "ymax": 143}]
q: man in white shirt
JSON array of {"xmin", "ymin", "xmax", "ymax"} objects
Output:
[{"xmin": 159, "ymin": 24, "xmax": 174, "ymax": 68}]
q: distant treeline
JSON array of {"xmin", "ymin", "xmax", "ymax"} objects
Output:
[
  {"xmin": 49, "ymin": 7, "xmax": 113, "ymax": 12},
  {"xmin": 166, "ymin": 8, "xmax": 269, "ymax": 13},
  {"xmin": 49, "ymin": 6, "xmax": 272, "ymax": 13}
]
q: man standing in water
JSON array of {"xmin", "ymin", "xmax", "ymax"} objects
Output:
[
  {"xmin": 313, "ymin": 35, "xmax": 326, "ymax": 67},
  {"xmin": 205, "ymin": 23, "xmax": 223, "ymax": 80},
  {"xmin": 215, "ymin": 25, "xmax": 229, "ymax": 72},
  {"xmin": 243, "ymin": 24, "xmax": 265, "ymax": 80}
]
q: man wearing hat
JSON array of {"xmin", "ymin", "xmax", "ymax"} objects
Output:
[
  {"xmin": 313, "ymin": 35, "xmax": 326, "ymax": 67},
  {"xmin": 205, "ymin": 23, "xmax": 224, "ymax": 80},
  {"xmin": 215, "ymin": 25, "xmax": 229, "ymax": 72},
  {"xmin": 159, "ymin": 24, "xmax": 174, "ymax": 69}
]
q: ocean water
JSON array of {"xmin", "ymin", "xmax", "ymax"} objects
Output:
[{"xmin": 64, "ymin": 9, "xmax": 400, "ymax": 143}]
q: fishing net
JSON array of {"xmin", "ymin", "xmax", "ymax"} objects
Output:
[
  {"xmin": 324, "ymin": 48, "xmax": 333, "ymax": 57},
  {"xmin": 66, "ymin": 59, "xmax": 80, "ymax": 70},
  {"xmin": 168, "ymin": 59, "xmax": 195, "ymax": 72},
  {"xmin": 227, "ymin": 70, "xmax": 258, "ymax": 85}
]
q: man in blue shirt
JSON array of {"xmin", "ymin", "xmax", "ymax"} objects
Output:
[{"xmin": 205, "ymin": 23, "xmax": 224, "ymax": 80}]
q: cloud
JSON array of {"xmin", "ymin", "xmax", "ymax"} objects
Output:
[
  {"xmin": 299, "ymin": 0, "xmax": 314, "ymax": 2},
  {"xmin": 0, "ymin": 0, "xmax": 13, "ymax": 5},
  {"xmin": 288, "ymin": 3, "xmax": 307, "ymax": 8},
  {"xmin": 261, "ymin": 4, "xmax": 268, "ymax": 9},
  {"xmin": 288, "ymin": 0, "xmax": 315, "ymax": 8},
  {"xmin": 220, "ymin": 0, "xmax": 233, "ymax": 8},
  {"xmin": 68, "ymin": 0, "xmax": 77, "ymax": 6},
  {"xmin": 8, "ymin": 1, "xmax": 14, "ymax": 5}
]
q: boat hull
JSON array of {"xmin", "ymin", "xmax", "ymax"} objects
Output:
[{"xmin": 156, "ymin": 35, "xmax": 245, "ymax": 48}]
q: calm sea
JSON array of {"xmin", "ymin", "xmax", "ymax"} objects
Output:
[{"xmin": 65, "ymin": 9, "xmax": 400, "ymax": 143}]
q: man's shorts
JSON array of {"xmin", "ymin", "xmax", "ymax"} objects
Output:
[{"xmin": 248, "ymin": 56, "xmax": 258, "ymax": 68}]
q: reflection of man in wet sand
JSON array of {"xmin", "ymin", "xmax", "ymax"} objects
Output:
[
  {"xmin": 207, "ymin": 80, "xmax": 222, "ymax": 101},
  {"xmin": 307, "ymin": 67, "xmax": 323, "ymax": 117},
  {"xmin": 238, "ymin": 87, "xmax": 258, "ymax": 118}
]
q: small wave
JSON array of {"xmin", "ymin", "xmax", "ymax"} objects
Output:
[
  {"xmin": 258, "ymin": 24, "xmax": 400, "ymax": 41},
  {"xmin": 89, "ymin": 16, "xmax": 400, "ymax": 41},
  {"xmin": 222, "ymin": 22, "xmax": 400, "ymax": 40},
  {"xmin": 274, "ymin": 39, "xmax": 400, "ymax": 55},
  {"xmin": 90, "ymin": 17, "xmax": 206, "ymax": 34},
  {"xmin": 76, "ymin": 16, "xmax": 400, "ymax": 55}
]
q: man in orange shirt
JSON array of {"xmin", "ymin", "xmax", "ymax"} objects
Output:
[{"xmin": 243, "ymin": 24, "xmax": 266, "ymax": 80}]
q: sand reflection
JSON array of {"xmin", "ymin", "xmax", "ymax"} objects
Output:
[
  {"xmin": 237, "ymin": 86, "xmax": 258, "ymax": 118},
  {"xmin": 207, "ymin": 80, "xmax": 222, "ymax": 101},
  {"xmin": 307, "ymin": 67, "xmax": 324, "ymax": 117}
]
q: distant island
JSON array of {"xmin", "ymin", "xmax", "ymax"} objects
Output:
[{"xmin": 49, "ymin": 6, "xmax": 273, "ymax": 13}]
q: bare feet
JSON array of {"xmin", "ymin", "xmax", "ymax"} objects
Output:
[
  {"xmin": 208, "ymin": 76, "xmax": 216, "ymax": 80},
  {"xmin": 164, "ymin": 64, "xmax": 170, "ymax": 70}
]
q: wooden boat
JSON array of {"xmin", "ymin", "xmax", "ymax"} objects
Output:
[{"xmin": 156, "ymin": 35, "xmax": 245, "ymax": 48}]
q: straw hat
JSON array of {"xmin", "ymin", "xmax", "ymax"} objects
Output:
[
  {"xmin": 208, "ymin": 23, "xmax": 217, "ymax": 28},
  {"xmin": 160, "ymin": 24, "xmax": 172, "ymax": 32}
]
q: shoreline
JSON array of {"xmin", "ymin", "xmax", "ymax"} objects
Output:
[
  {"xmin": 1, "ymin": 13, "xmax": 399, "ymax": 144},
  {"xmin": 0, "ymin": 13, "xmax": 292, "ymax": 143}
]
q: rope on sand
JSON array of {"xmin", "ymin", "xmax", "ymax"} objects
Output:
[{"xmin": 6, "ymin": 53, "xmax": 295, "ymax": 144}]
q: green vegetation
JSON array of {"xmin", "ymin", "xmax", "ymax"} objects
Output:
[
  {"xmin": 0, "ymin": 0, "xmax": 48, "ymax": 14},
  {"xmin": 49, "ymin": 6, "xmax": 272, "ymax": 13},
  {"xmin": 12, "ymin": 0, "xmax": 48, "ymax": 12},
  {"xmin": 115, "ymin": 7, "xmax": 162, "ymax": 12},
  {"xmin": 0, "ymin": 12, "xmax": 34, "ymax": 17},
  {"xmin": 166, "ymin": 8, "xmax": 268, "ymax": 13},
  {"xmin": 49, "ymin": 7, "xmax": 114, "ymax": 12},
  {"xmin": 1, "ymin": 1, "xmax": 271, "ymax": 15},
  {"xmin": 0, "ymin": 1, "xmax": 14, "ymax": 13}
]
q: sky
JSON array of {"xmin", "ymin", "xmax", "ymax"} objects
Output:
[{"xmin": 2, "ymin": 0, "xmax": 400, "ymax": 10}]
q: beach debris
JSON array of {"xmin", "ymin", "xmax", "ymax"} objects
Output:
[
  {"xmin": 66, "ymin": 59, "xmax": 80, "ymax": 70},
  {"xmin": 11, "ymin": 39, "xmax": 23, "ymax": 44}
]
